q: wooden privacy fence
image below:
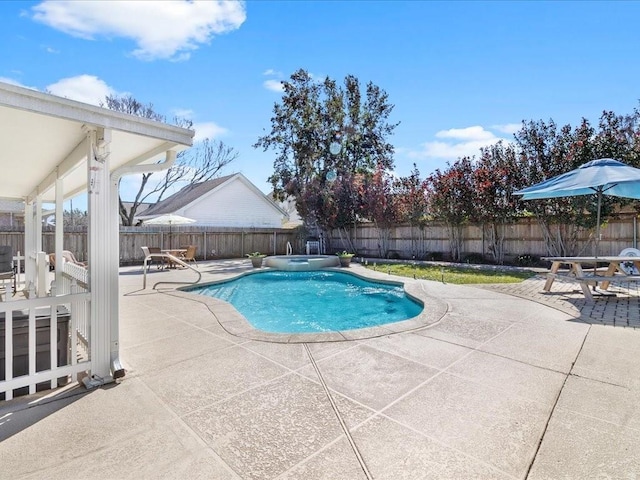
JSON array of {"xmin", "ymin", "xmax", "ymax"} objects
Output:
[
  {"xmin": 326, "ymin": 215, "xmax": 640, "ymax": 261},
  {"xmin": 0, "ymin": 227, "xmax": 304, "ymax": 265},
  {"xmin": 2, "ymin": 215, "xmax": 639, "ymax": 264},
  {"xmin": 119, "ymin": 226, "xmax": 304, "ymax": 264}
]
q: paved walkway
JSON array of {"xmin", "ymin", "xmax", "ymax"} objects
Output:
[{"xmin": 1, "ymin": 261, "xmax": 639, "ymax": 479}]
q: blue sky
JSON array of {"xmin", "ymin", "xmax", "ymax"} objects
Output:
[{"xmin": 2, "ymin": 0, "xmax": 640, "ymax": 209}]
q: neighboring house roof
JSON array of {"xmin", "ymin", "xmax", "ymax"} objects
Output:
[
  {"xmin": 142, "ymin": 175, "xmax": 235, "ymax": 217},
  {"xmin": 139, "ymin": 173, "xmax": 289, "ymax": 221},
  {"xmin": 122, "ymin": 201, "xmax": 153, "ymax": 214}
]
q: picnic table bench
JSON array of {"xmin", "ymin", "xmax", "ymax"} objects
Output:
[{"xmin": 542, "ymin": 256, "xmax": 640, "ymax": 302}]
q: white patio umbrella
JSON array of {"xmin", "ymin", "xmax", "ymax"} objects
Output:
[
  {"xmin": 515, "ymin": 158, "xmax": 640, "ymax": 257},
  {"xmin": 144, "ymin": 214, "xmax": 195, "ymax": 248}
]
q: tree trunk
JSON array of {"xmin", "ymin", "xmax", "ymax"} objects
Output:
[{"xmin": 447, "ymin": 223, "xmax": 463, "ymax": 262}]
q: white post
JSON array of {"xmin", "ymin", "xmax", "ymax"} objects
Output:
[
  {"xmin": 87, "ymin": 127, "xmax": 114, "ymax": 380},
  {"xmin": 55, "ymin": 177, "xmax": 64, "ymax": 293},
  {"xmin": 106, "ymin": 132, "xmax": 125, "ymax": 377},
  {"xmin": 36, "ymin": 252, "xmax": 47, "ymax": 295},
  {"xmin": 24, "ymin": 202, "xmax": 36, "ymax": 289}
]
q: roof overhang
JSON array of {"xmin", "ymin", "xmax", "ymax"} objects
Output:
[{"xmin": 0, "ymin": 82, "xmax": 194, "ymax": 203}]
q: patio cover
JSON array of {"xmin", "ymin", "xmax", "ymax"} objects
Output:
[
  {"xmin": 0, "ymin": 81, "xmax": 194, "ymax": 385},
  {"xmin": 0, "ymin": 82, "xmax": 193, "ymax": 202}
]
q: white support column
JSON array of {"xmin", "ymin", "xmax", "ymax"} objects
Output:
[
  {"xmin": 34, "ymin": 195, "xmax": 45, "ymax": 297},
  {"xmin": 87, "ymin": 127, "xmax": 114, "ymax": 381},
  {"xmin": 35, "ymin": 195, "xmax": 43, "ymax": 253},
  {"xmin": 55, "ymin": 177, "xmax": 64, "ymax": 293},
  {"xmin": 24, "ymin": 201, "xmax": 36, "ymax": 288},
  {"xmin": 107, "ymin": 133, "xmax": 125, "ymax": 378}
]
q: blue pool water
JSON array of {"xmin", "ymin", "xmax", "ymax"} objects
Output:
[{"xmin": 188, "ymin": 270, "xmax": 423, "ymax": 333}]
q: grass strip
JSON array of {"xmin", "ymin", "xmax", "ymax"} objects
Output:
[{"xmin": 364, "ymin": 262, "xmax": 537, "ymax": 284}]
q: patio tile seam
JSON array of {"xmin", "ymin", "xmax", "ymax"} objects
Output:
[
  {"xmin": 373, "ymin": 321, "xmax": 572, "ymax": 424},
  {"xmin": 357, "ymin": 334, "xmax": 471, "ymax": 372},
  {"xmin": 568, "ymin": 369, "xmax": 637, "ymax": 390},
  {"xmin": 134, "ymin": 378, "xmax": 244, "ymax": 479},
  {"xmin": 173, "ymin": 370, "xmax": 316, "ymax": 420},
  {"xmin": 121, "ymin": 338, "xmax": 238, "ymax": 378},
  {"xmin": 371, "ymin": 412, "xmax": 520, "ymax": 480},
  {"xmin": 302, "ymin": 343, "xmax": 374, "ymax": 480},
  {"xmin": 472, "ymin": 345, "xmax": 576, "ymax": 377},
  {"xmin": 119, "ymin": 317, "xmax": 222, "ymax": 350},
  {"xmin": 271, "ymin": 433, "xmax": 364, "ymax": 480},
  {"xmin": 553, "ymin": 404, "xmax": 640, "ymax": 434},
  {"xmin": 523, "ymin": 323, "xmax": 592, "ymax": 479},
  {"xmin": 396, "ymin": 326, "xmax": 568, "ymax": 404}
]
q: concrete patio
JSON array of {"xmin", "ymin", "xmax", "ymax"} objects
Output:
[{"xmin": 1, "ymin": 260, "xmax": 638, "ymax": 479}]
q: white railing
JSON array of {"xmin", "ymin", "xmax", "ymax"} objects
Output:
[
  {"xmin": 1, "ymin": 292, "xmax": 91, "ymax": 401},
  {"xmin": 12, "ymin": 252, "xmax": 24, "ymax": 293},
  {"xmin": 59, "ymin": 262, "xmax": 90, "ymax": 352}
]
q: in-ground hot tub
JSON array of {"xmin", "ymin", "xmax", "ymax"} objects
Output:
[{"xmin": 264, "ymin": 255, "xmax": 340, "ymax": 271}]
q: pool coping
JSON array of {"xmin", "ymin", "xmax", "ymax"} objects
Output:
[{"xmin": 169, "ymin": 266, "xmax": 449, "ymax": 343}]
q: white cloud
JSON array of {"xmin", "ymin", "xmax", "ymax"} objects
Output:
[
  {"xmin": 263, "ymin": 79, "xmax": 284, "ymax": 92},
  {"xmin": 408, "ymin": 125, "xmax": 510, "ymax": 161},
  {"xmin": 435, "ymin": 126, "xmax": 497, "ymax": 141},
  {"xmin": 192, "ymin": 121, "xmax": 228, "ymax": 141},
  {"xmin": 46, "ymin": 74, "xmax": 116, "ymax": 105},
  {"xmin": 263, "ymin": 69, "xmax": 282, "ymax": 76},
  {"xmin": 492, "ymin": 123, "xmax": 521, "ymax": 134},
  {"xmin": 31, "ymin": 0, "xmax": 246, "ymax": 61}
]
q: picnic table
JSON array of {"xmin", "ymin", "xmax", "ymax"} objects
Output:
[{"xmin": 542, "ymin": 256, "xmax": 640, "ymax": 302}]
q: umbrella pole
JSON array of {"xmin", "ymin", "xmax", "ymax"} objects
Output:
[
  {"xmin": 595, "ymin": 190, "xmax": 602, "ymax": 258},
  {"xmin": 593, "ymin": 190, "xmax": 602, "ymax": 292}
]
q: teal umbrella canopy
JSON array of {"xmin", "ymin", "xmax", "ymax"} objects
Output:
[
  {"xmin": 515, "ymin": 159, "xmax": 640, "ymax": 200},
  {"xmin": 515, "ymin": 158, "xmax": 640, "ymax": 257}
]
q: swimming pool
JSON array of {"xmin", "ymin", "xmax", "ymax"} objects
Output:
[{"xmin": 188, "ymin": 270, "xmax": 423, "ymax": 333}]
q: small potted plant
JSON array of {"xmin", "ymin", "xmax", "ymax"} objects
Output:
[
  {"xmin": 336, "ymin": 251, "xmax": 355, "ymax": 267},
  {"xmin": 246, "ymin": 252, "xmax": 266, "ymax": 268}
]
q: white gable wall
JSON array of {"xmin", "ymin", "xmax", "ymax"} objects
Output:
[{"xmin": 183, "ymin": 176, "xmax": 285, "ymax": 227}]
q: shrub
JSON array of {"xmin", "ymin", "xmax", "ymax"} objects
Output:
[
  {"xmin": 463, "ymin": 253, "xmax": 486, "ymax": 265},
  {"xmin": 426, "ymin": 251, "xmax": 444, "ymax": 261},
  {"xmin": 515, "ymin": 254, "xmax": 540, "ymax": 267}
]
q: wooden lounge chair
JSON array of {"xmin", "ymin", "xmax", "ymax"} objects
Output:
[
  {"xmin": 181, "ymin": 245, "xmax": 197, "ymax": 267},
  {"xmin": 141, "ymin": 246, "xmax": 167, "ymax": 271}
]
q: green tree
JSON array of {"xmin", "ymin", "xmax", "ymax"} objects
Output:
[
  {"xmin": 254, "ymin": 69, "xmax": 398, "ymax": 248},
  {"xmin": 360, "ymin": 165, "xmax": 401, "ymax": 258},
  {"xmin": 473, "ymin": 142, "xmax": 522, "ymax": 264},
  {"xmin": 101, "ymin": 95, "xmax": 238, "ymax": 226},
  {"xmin": 426, "ymin": 157, "xmax": 476, "ymax": 262},
  {"xmin": 395, "ymin": 165, "xmax": 430, "ymax": 259},
  {"xmin": 514, "ymin": 118, "xmax": 617, "ymax": 256}
]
